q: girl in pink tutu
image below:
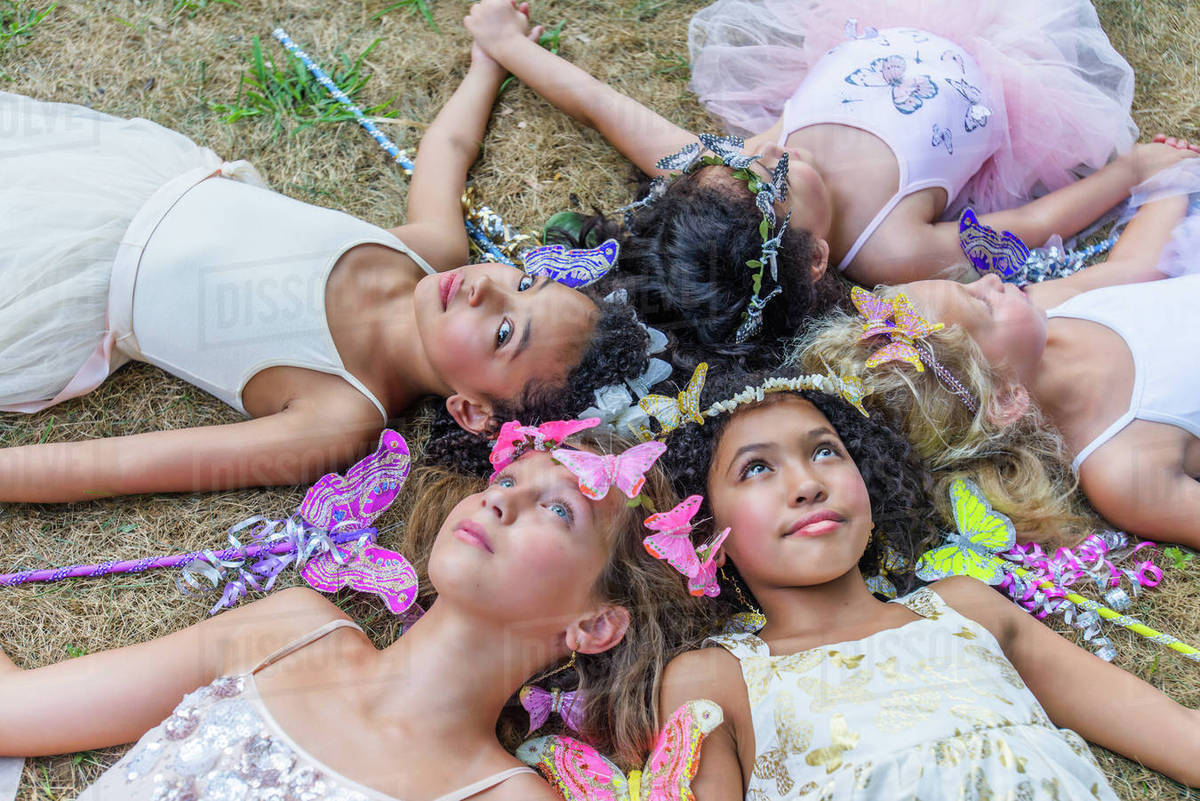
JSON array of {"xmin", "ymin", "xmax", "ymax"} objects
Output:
[{"xmin": 467, "ymin": 0, "xmax": 1194, "ymax": 356}]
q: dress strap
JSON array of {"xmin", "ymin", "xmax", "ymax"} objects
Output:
[
  {"xmin": 384, "ymin": 233, "xmax": 438, "ymax": 276},
  {"xmin": 251, "ymin": 618, "xmax": 364, "ymax": 674},
  {"xmin": 703, "ymin": 631, "xmax": 771, "ymax": 660},
  {"xmin": 835, "ymin": 190, "xmax": 908, "ymax": 272},
  {"xmin": 890, "ymin": 586, "xmax": 950, "ymax": 620},
  {"xmin": 430, "ymin": 766, "xmax": 537, "ymax": 801}
]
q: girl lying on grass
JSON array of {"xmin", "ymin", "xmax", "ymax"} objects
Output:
[
  {"xmin": 654, "ymin": 365, "xmax": 1200, "ymax": 798},
  {"xmin": 0, "ymin": 18, "xmax": 654, "ymax": 503},
  {"xmin": 0, "ymin": 425, "xmax": 711, "ymax": 799}
]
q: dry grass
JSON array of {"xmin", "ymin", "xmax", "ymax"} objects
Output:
[{"xmin": 1, "ymin": 0, "xmax": 1198, "ymax": 798}]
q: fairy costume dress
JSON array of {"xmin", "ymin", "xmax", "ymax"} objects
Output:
[
  {"xmin": 0, "ymin": 92, "xmax": 435, "ymax": 421},
  {"xmin": 687, "ymin": 0, "xmax": 1136, "ymax": 269},
  {"xmin": 706, "ymin": 587, "xmax": 1117, "ymax": 800},
  {"xmin": 75, "ymin": 620, "xmax": 536, "ymax": 801}
]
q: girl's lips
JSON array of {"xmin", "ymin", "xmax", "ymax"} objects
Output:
[
  {"xmin": 453, "ymin": 520, "xmax": 493, "ymax": 553},
  {"xmin": 785, "ymin": 510, "xmax": 844, "ymax": 538},
  {"xmin": 439, "ymin": 272, "xmax": 462, "ymax": 311}
]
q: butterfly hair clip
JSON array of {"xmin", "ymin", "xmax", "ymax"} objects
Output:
[
  {"xmin": 491, "ymin": 418, "xmax": 602, "ymax": 475},
  {"xmin": 850, "ymin": 287, "xmax": 977, "ymax": 413},
  {"xmin": 523, "ymin": 239, "xmax": 621, "ymax": 289},
  {"xmin": 520, "ymin": 686, "xmax": 586, "ymax": 735},
  {"xmin": 639, "ymin": 362, "xmax": 708, "ymax": 436},
  {"xmin": 641, "ymin": 495, "xmax": 730, "ymax": 597},
  {"xmin": 550, "ymin": 440, "xmax": 667, "ymax": 501},
  {"xmin": 518, "ymin": 699, "xmax": 723, "ymax": 801}
]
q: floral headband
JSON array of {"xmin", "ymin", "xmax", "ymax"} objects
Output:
[
  {"xmin": 850, "ymin": 287, "xmax": 978, "ymax": 413},
  {"xmin": 636, "ymin": 361, "xmax": 870, "ymax": 438},
  {"xmin": 620, "ymin": 134, "xmax": 792, "ymax": 344}
]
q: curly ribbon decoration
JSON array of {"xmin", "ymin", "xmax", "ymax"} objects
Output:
[
  {"xmin": 178, "ymin": 516, "xmax": 377, "ymax": 615},
  {"xmin": 272, "ymin": 29, "xmax": 537, "ymax": 266}
]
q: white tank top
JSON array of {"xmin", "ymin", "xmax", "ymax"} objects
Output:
[
  {"xmin": 1047, "ymin": 275, "xmax": 1200, "ymax": 471},
  {"xmin": 779, "ymin": 27, "xmax": 1001, "ymax": 271},
  {"xmin": 128, "ymin": 177, "xmax": 435, "ymax": 421}
]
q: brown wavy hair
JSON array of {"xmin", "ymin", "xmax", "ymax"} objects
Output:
[
  {"xmin": 394, "ymin": 430, "xmax": 716, "ymax": 770},
  {"xmin": 794, "ymin": 292, "xmax": 1097, "ymax": 548}
]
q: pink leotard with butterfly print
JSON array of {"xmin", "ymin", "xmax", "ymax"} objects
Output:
[{"xmin": 779, "ymin": 27, "xmax": 1003, "ymax": 271}]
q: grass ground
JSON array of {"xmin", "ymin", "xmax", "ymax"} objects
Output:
[{"xmin": 0, "ymin": 0, "xmax": 1198, "ymax": 798}]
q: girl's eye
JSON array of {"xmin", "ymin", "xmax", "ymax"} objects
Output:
[
  {"xmin": 518, "ymin": 274, "xmax": 536, "ymax": 291},
  {"xmin": 496, "ymin": 318, "xmax": 514, "ymax": 347},
  {"xmin": 739, "ymin": 460, "xmax": 771, "ymax": 480},
  {"xmin": 496, "ymin": 476, "xmax": 515, "ymax": 488},
  {"xmin": 814, "ymin": 443, "xmax": 839, "ymax": 460},
  {"xmin": 546, "ymin": 501, "xmax": 574, "ymax": 525}
]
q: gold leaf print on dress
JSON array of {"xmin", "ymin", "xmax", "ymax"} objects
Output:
[
  {"xmin": 963, "ymin": 643, "xmax": 1023, "ymax": 688},
  {"xmin": 743, "ymin": 650, "xmax": 827, "ymax": 705},
  {"xmin": 874, "ymin": 686, "xmax": 942, "ymax": 732},
  {"xmin": 952, "ymin": 626, "xmax": 977, "ymax": 639},
  {"xmin": 750, "ymin": 691, "xmax": 813, "ymax": 795},
  {"xmin": 827, "ymin": 650, "xmax": 865, "ymax": 669},
  {"xmin": 804, "ymin": 713, "xmax": 860, "ymax": 774},
  {"xmin": 803, "ymin": 665, "xmax": 873, "ymax": 713}
]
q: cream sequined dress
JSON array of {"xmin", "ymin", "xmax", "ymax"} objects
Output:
[{"xmin": 707, "ymin": 587, "xmax": 1118, "ymax": 800}]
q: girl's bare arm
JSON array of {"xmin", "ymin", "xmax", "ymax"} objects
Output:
[
  {"xmin": 392, "ymin": 40, "xmax": 515, "ymax": 271},
  {"xmin": 465, "ymin": 0, "xmax": 694, "ymax": 176},
  {"xmin": 935, "ymin": 576, "xmax": 1200, "ymax": 787},
  {"xmin": 0, "ymin": 394, "xmax": 380, "ymax": 502},
  {"xmin": 0, "ymin": 588, "xmax": 349, "ymax": 756}
]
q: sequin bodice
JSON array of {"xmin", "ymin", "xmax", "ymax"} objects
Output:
[
  {"xmin": 707, "ymin": 587, "xmax": 1118, "ymax": 800},
  {"xmin": 76, "ymin": 673, "xmax": 389, "ymax": 801}
]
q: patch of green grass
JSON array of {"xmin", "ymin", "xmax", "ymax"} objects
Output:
[
  {"xmin": 1163, "ymin": 546, "xmax": 1195, "ymax": 570},
  {"xmin": 65, "ymin": 644, "xmax": 88, "ymax": 659},
  {"xmin": 371, "ymin": 0, "xmax": 438, "ymax": 32},
  {"xmin": 209, "ymin": 36, "xmax": 398, "ymax": 137},
  {"xmin": 170, "ymin": 0, "xmax": 239, "ymax": 19},
  {"xmin": 0, "ymin": 0, "xmax": 54, "ymax": 74}
]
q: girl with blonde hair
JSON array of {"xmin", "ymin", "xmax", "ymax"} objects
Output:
[{"xmin": 799, "ymin": 165, "xmax": 1200, "ymax": 547}]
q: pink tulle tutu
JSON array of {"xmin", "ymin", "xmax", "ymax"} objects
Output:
[{"xmin": 687, "ymin": 0, "xmax": 1138, "ymax": 213}]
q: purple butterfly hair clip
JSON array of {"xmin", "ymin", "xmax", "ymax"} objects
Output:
[{"xmin": 522, "ymin": 239, "xmax": 620, "ymax": 289}]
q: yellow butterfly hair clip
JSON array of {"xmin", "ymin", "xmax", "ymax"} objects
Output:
[{"xmin": 639, "ymin": 362, "xmax": 708, "ymax": 435}]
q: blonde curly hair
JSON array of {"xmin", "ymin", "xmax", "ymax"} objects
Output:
[{"xmin": 793, "ymin": 288, "xmax": 1096, "ymax": 548}]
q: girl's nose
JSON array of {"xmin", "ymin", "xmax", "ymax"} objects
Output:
[
  {"xmin": 468, "ymin": 275, "xmax": 493, "ymax": 307},
  {"xmin": 789, "ymin": 468, "xmax": 827, "ymax": 506},
  {"xmin": 482, "ymin": 484, "xmax": 514, "ymax": 523}
]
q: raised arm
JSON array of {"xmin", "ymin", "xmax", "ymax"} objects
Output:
[
  {"xmin": 935, "ymin": 576, "xmax": 1200, "ymax": 787},
  {"xmin": 391, "ymin": 36, "xmax": 518, "ymax": 270},
  {"xmin": 0, "ymin": 395, "xmax": 381, "ymax": 502},
  {"xmin": 465, "ymin": 0, "xmax": 695, "ymax": 176},
  {"xmin": 0, "ymin": 587, "xmax": 350, "ymax": 756}
]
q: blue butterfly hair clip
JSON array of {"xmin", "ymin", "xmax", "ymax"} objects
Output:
[{"xmin": 522, "ymin": 239, "xmax": 620, "ymax": 289}]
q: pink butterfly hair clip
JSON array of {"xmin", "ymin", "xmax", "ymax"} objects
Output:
[
  {"xmin": 642, "ymin": 495, "xmax": 731, "ymax": 597},
  {"xmin": 490, "ymin": 418, "xmax": 602, "ymax": 476},
  {"xmin": 520, "ymin": 685, "xmax": 586, "ymax": 735},
  {"xmin": 550, "ymin": 440, "xmax": 667, "ymax": 501},
  {"xmin": 851, "ymin": 287, "xmax": 978, "ymax": 413}
]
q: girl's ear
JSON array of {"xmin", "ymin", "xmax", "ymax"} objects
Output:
[
  {"xmin": 566, "ymin": 605, "xmax": 631, "ymax": 655},
  {"xmin": 985, "ymin": 382, "xmax": 1030, "ymax": 427},
  {"xmin": 810, "ymin": 238, "xmax": 831, "ymax": 282},
  {"xmin": 445, "ymin": 394, "xmax": 495, "ymax": 436}
]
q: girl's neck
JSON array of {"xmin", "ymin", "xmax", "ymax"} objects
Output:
[
  {"xmin": 327, "ymin": 245, "xmax": 451, "ymax": 410},
  {"xmin": 362, "ymin": 600, "xmax": 561, "ymax": 741},
  {"xmin": 1027, "ymin": 319, "xmax": 1101, "ymax": 429},
  {"xmin": 753, "ymin": 567, "xmax": 893, "ymax": 648}
]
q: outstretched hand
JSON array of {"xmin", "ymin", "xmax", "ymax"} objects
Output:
[
  {"xmin": 1128, "ymin": 139, "xmax": 1199, "ymax": 185},
  {"xmin": 466, "ymin": 0, "xmax": 541, "ymax": 58}
]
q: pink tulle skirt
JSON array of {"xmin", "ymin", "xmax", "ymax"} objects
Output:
[{"xmin": 687, "ymin": 0, "xmax": 1138, "ymax": 213}]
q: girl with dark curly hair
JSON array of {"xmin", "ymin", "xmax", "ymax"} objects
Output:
[{"xmin": 651, "ymin": 366, "xmax": 1200, "ymax": 798}]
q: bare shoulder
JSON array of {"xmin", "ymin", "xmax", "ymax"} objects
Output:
[
  {"xmin": 660, "ymin": 645, "xmax": 745, "ymax": 719},
  {"xmin": 214, "ymin": 587, "xmax": 358, "ymax": 674},
  {"xmin": 926, "ymin": 577, "xmax": 1020, "ymax": 646}
]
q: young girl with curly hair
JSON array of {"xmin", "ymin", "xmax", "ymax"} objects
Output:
[
  {"xmin": 799, "ymin": 167, "xmax": 1200, "ymax": 547},
  {"xmin": 0, "ymin": 22, "xmax": 654, "ymax": 504},
  {"xmin": 464, "ymin": 0, "xmax": 1194, "ymax": 356},
  {"xmin": 0, "ymin": 426, "xmax": 712, "ymax": 798},
  {"xmin": 654, "ymin": 366, "xmax": 1200, "ymax": 799}
]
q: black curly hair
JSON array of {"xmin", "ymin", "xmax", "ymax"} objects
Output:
[
  {"xmin": 661, "ymin": 364, "xmax": 942, "ymax": 603},
  {"xmin": 423, "ymin": 286, "xmax": 655, "ymax": 474},
  {"xmin": 563, "ymin": 165, "xmax": 848, "ymax": 371}
]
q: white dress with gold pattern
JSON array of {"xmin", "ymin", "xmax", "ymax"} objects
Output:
[{"xmin": 706, "ymin": 587, "xmax": 1117, "ymax": 800}]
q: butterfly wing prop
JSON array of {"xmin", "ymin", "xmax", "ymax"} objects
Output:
[
  {"xmin": 639, "ymin": 699, "xmax": 724, "ymax": 801},
  {"xmin": 958, "ymin": 208, "xmax": 1029, "ymax": 280},
  {"xmin": 523, "ymin": 240, "xmax": 620, "ymax": 289},
  {"xmin": 300, "ymin": 545, "xmax": 419, "ymax": 615},
  {"xmin": 299, "ymin": 430, "xmax": 410, "ymax": 529},
  {"xmin": 915, "ymin": 478, "xmax": 1016, "ymax": 585},
  {"xmin": 643, "ymin": 495, "xmax": 703, "ymax": 578},
  {"xmin": 517, "ymin": 735, "xmax": 629, "ymax": 801}
]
